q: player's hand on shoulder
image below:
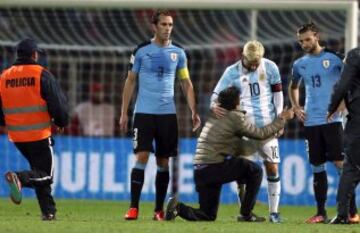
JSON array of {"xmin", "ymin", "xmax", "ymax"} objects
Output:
[{"xmin": 211, "ymin": 104, "xmax": 228, "ymax": 119}]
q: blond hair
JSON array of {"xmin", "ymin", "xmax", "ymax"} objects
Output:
[{"xmin": 243, "ymin": 40, "xmax": 265, "ymax": 62}]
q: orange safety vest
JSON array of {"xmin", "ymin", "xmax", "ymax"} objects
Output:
[{"xmin": 0, "ymin": 64, "xmax": 51, "ymax": 142}]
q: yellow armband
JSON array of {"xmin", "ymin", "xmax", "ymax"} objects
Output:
[{"xmin": 177, "ymin": 67, "xmax": 190, "ymax": 80}]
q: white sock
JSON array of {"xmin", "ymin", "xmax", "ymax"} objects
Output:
[{"xmin": 267, "ymin": 177, "xmax": 281, "ymax": 214}]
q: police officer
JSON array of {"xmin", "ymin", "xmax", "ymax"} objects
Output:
[
  {"xmin": 0, "ymin": 38, "xmax": 69, "ymax": 221},
  {"xmin": 328, "ymin": 47, "xmax": 360, "ymax": 224}
]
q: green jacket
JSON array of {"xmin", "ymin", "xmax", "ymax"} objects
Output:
[{"xmin": 194, "ymin": 110, "xmax": 285, "ymax": 164}]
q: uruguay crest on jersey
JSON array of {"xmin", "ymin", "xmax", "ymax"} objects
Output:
[
  {"xmin": 322, "ymin": 59, "xmax": 330, "ymax": 69},
  {"xmin": 170, "ymin": 52, "xmax": 178, "ymax": 62}
]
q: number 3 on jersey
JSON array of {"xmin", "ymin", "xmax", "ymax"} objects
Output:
[{"xmin": 249, "ymin": 82, "xmax": 260, "ymax": 97}]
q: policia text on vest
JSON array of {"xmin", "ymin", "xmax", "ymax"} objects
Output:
[{"xmin": 5, "ymin": 77, "xmax": 36, "ymax": 88}]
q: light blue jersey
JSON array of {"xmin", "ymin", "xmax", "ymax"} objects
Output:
[
  {"xmin": 292, "ymin": 49, "xmax": 343, "ymax": 126},
  {"xmin": 211, "ymin": 58, "xmax": 282, "ymax": 127},
  {"xmin": 129, "ymin": 40, "xmax": 187, "ymax": 114}
]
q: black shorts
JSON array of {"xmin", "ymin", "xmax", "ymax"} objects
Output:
[
  {"xmin": 132, "ymin": 113, "xmax": 178, "ymax": 157},
  {"xmin": 304, "ymin": 122, "xmax": 344, "ymax": 165}
]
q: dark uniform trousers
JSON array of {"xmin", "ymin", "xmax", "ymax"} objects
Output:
[
  {"xmin": 15, "ymin": 137, "xmax": 56, "ymax": 215},
  {"xmin": 178, "ymin": 157, "xmax": 263, "ymax": 221},
  {"xmin": 337, "ymin": 132, "xmax": 360, "ymax": 218}
]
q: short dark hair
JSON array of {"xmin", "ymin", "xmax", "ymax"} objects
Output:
[
  {"xmin": 297, "ymin": 22, "xmax": 319, "ymax": 35},
  {"xmin": 218, "ymin": 86, "xmax": 240, "ymax": 111},
  {"xmin": 151, "ymin": 10, "xmax": 172, "ymax": 25}
]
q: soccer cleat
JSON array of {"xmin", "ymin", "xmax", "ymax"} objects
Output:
[
  {"xmin": 153, "ymin": 210, "xmax": 165, "ymax": 221},
  {"xmin": 124, "ymin": 208, "xmax": 138, "ymax": 220},
  {"xmin": 237, "ymin": 213, "xmax": 266, "ymax": 222},
  {"xmin": 42, "ymin": 213, "xmax": 56, "ymax": 221},
  {"xmin": 305, "ymin": 214, "xmax": 327, "ymax": 224},
  {"xmin": 165, "ymin": 196, "xmax": 179, "ymax": 221},
  {"xmin": 329, "ymin": 215, "xmax": 349, "ymax": 224},
  {"xmin": 349, "ymin": 213, "xmax": 360, "ymax": 224},
  {"xmin": 5, "ymin": 171, "xmax": 22, "ymax": 205},
  {"xmin": 269, "ymin": 212, "xmax": 282, "ymax": 223}
]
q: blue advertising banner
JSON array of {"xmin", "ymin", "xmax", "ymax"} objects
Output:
[{"xmin": 0, "ymin": 135, "xmax": 350, "ymax": 206}]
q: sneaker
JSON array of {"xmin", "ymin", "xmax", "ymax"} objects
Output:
[
  {"xmin": 165, "ymin": 196, "xmax": 179, "ymax": 221},
  {"xmin": 238, "ymin": 213, "xmax": 266, "ymax": 222},
  {"xmin": 349, "ymin": 213, "xmax": 360, "ymax": 224},
  {"xmin": 153, "ymin": 211, "xmax": 164, "ymax": 221},
  {"xmin": 124, "ymin": 208, "xmax": 138, "ymax": 220},
  {"xmin": 4, "ymin": 171, "xmax": 22, "ymax": 205},
  {"xmin": 269, "ymin": 212, "xmax": 282, "ymax": 223},
  {"xmin": 329, "ymin": 215, "xmax": 349, "ymax": 224},
  {"xmin": 42, "ymin": 213, "xmax": 56, "ymax": 221}
]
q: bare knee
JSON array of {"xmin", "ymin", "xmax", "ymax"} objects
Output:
[
  {"xmin": 156, "ymin": 157, "xmax": 169, "ymax": 169},
  {"xmin": 136, "ymin": 152, "xmax": 150, "ymax": 164},
  {"xmin": 264, "ymin": 161, "xmax": 278, "ymax": 177}
]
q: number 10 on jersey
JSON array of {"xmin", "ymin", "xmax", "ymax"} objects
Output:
[{"xmin": 249, "ymin": 82, "xmax": 260, "ymax": 97}]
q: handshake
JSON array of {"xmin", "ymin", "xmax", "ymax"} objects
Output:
[
  {"xmin": 278, "ymin": 107, "xmax": 295, "ymax": 121},
  {"xmin": 274, "ymin": 107, "xmax": 294, "ymax": 138}
]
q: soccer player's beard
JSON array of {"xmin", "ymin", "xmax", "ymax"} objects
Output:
[{"xmin": 305, "ymin": 44, "xmax": 317, "ymax": 54}]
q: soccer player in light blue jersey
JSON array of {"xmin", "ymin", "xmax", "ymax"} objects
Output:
[
  {"xmin": 210, "ymin": 41, "xmax": 284, "ymax": 223},
  {"xmin": 289, "ymin": 22, "xmax": 358, "ymax": 224},
  {"xmin": 119, "ymin": 10, "xmax": 201, "ymax": 221}
]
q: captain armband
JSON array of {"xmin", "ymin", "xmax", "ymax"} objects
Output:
[
  {"xmin": 271, "ymin": 83, "xmax": 283, "ymax": 92},
  {"xmin": 177, "ymin": 67, "xmax": 190, "ymax": 80}
]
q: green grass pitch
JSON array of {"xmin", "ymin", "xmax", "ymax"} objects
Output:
[{"xmin": 0, "ymin": 198, "xmax": 359, "ymax": 233}]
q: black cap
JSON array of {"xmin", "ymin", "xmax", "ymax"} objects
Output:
[{"xmin": 16, "ymin": 38, "xmax": 43, "ymax": 58}]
